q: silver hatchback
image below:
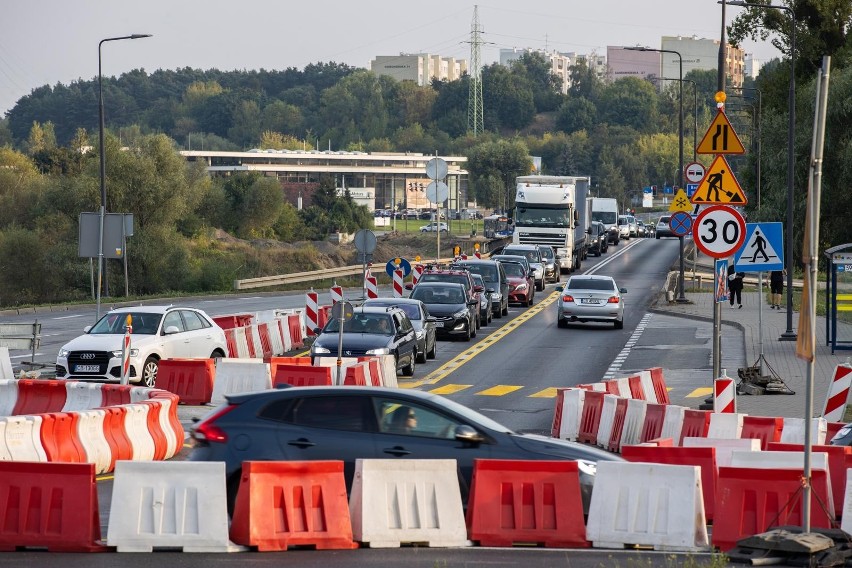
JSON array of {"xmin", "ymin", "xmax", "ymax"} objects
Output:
[{"xmin": 555, "ymin": 275, "xmax": 626, "ymax": 329}]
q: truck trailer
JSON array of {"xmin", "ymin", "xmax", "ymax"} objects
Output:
[
  {"xmin": 588, "ymin": 197, "xmax": 620, "ymax": 245},
  {"xmin": 513, "ymin": 175, "xmax": 590, "ymax": 273}
]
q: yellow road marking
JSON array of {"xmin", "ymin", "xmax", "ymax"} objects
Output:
[
  {"xmin": 430, "ymin": 384, "xmax": 472, "ymax": 395},
  {"xmin": 529, "ymin": 387, "xmax": 558, "ymax": 398},
  {"xmin": 401, "ymin": 291, "xmax": 560, "ymax": 389},
  {"xmin": 686, "ymin": 387, "xmax": 713, "ymax": 398},
  {"xmin": 478, "ymin": 385, "xmax": 523, "ymax": 396}
]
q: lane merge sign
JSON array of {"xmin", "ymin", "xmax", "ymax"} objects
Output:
[
  {"xmin": 696, "ymin": 109, "xmax": 746, "ymax": 155},
  {"xmin": 693, "ymin": 205, "xmax": 746, "ymax": 259}
]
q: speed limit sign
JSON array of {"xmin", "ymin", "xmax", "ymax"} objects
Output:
[{"xmin": 693, "ymin": 205, "xmax": 746, "ymax": 258}]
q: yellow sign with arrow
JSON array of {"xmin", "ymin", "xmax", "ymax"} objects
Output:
[{"xmin": 696, "ymin": 109, "xmax": 746, "ymax": 155}]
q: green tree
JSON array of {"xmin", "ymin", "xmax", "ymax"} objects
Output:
[
  {"xmin": 318, "ymin": 70, "xmax": 388, "ymax": 147},
  {"xmin": 466, "ymin": 139, "xmax": 531, "ymax": 210},
  {"xmin": 555, "ymin": 97, "xmax": 597, "ymax": 134},
  {"xmin": 511, "ymin": 52, "xmax": 564, "ymax": 112},
  {"xmin": 598, "ymin": 78, "xmax": 659, "ymax": 132},
  {"xmin": 237, "ymin": 176, "xmax": 284, "ymax": 238}
]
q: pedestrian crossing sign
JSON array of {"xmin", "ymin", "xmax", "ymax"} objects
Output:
[
  {"xmin": 690, "ymin": 155, "xmax": 748, "ymax": 205},
  {"xmin": 734, "ymin": 222, "xmax": 784, "ymax": 272}
]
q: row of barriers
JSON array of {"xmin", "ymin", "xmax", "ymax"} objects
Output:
[
  {"xmin": 155, "ymin": 355, "xmax": 399, "ymax": 406},
  {"xmin": 0, "ymin": 379, "xmax": 183, "ymax": 474},
  {"xmin": 8, "ymin": 455, "xmax": 852, "ymax": 554},
  {"xmin": 219, "ymin": 312, "xmax": 306, "ymax": 359}
]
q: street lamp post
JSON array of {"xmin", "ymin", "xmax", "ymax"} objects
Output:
[
  {"xmin": 97, "ymin": 34, "xmax": 152, "ymax": 320},
  {"xmin": 726, "ymin": 87, "xmax": 762, "ymax": 210},
  {"xmin": 656, "ymin": 77, "xmax": 698, "ymax": 162},
  {"xmin": 726, "ymin": 0, "xmax": 796, "ymax": 339},
  {"xmin": 627, "ymin": 46, "xmax": 686, "ymax": 302}
]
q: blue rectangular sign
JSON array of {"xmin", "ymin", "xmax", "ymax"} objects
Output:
[{"xmin": 686, "ymin": 184, "xmax": 698, "ymax": 198}]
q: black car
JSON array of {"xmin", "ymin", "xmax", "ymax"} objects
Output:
[
  {"xmin": 309, "ymin": 306, "xmax": 418, "ymax": 376},
  {"xmin": 409, "ymin": 281, "xmax": 477, "ymax": 341},
  {"xmin": 537, "ymin": 245, "xmax": 560, "ymax": 283},
  {"xmin": 469, "ymin": 273, "xmax": 493, "ymax": 326},
  {"xmin": 450, "ymin": 258, "xmax": 509, "ymax": 318},
  {"xmin": 587, "ymin": 221, "xmax": 609, "ymax": 256},
  {"xmin": 188, "ymin": 385, "xmax": 622, "ymax": 514},
  {"xmin": 362, "ymin": 297, "xmax": 437, "ymax": 363}
]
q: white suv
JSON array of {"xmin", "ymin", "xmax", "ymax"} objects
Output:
[
  {"xmin": 56, "ymin": 306, "xmax": 227, "ymax": 387},
  {"xmin": 420, "ymin": 222, "xmax": 448, "ymax": 233}
]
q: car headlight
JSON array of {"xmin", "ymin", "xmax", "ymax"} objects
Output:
[
  {"xmin": 515, "ymin": 283, "xmax": 527, "ymax": 291},
  {"xmin": 452, "ymin": 310, "xmax": 468, "ymax": 319},
  {"xmin": 58, "ymin": 348, "xmax": 69, "ymax": 358},
  {"xmin": 312, "ymin": 346, "xmax": 331, "ymax": 354},
  {"xmin": 415, "ymin": 329, "xmax": 425, "ymax": 340},
  {"xmin": 365, "ymin": 347, "xmax": 390, "ymax": 355}
]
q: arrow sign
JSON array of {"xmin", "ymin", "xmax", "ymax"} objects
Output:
[
  {"xmin": 733, "ymin": 222, "xmax": 784, "ymax": 272},
  {"xmin": 696, "ymin": 109, "xmax": 746, "ymax": 155}
]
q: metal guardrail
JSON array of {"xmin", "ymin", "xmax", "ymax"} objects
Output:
[
  {"xmin": 234, "ymin": 265, "xmax": 364, "ymax": 290},
  {"xmin": 0, "ymin": 322, "xmax": 41, "ymax": 365}
]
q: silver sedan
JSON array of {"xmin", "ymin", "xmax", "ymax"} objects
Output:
[{"xmin": 555, "ymin": 275, "xmax": 626, "ymax": 329}]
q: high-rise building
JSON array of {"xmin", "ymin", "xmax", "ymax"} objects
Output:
[
  {"xmin": 661, "ymin": 36, "xmax": 745, "ymax": 87},
  {"xmin": 370, "ymin": 54, "xmax": 468, "ymax": 86},
  {"xmin": 607, "ymin": 46, "xmax": 660, "ymax": 82},
  {"xmin": 499, "ymin": 48, "xmax": 573, "ymax": 93}
]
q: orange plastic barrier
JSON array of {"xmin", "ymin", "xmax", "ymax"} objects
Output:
[
  {"xmin": 680, "ymin": 409, "xmax": 711, "ymax": 444},
  {"xmin": 643, "ymin": 437, "xmax": 674, "ymax": 446},
  {"xmin": 0, "ymin": 462, "xmax": 107, "ymax": 552},
  {"xmin": 147, "ymin": 391, "xmax": 184, "ymax": 457},
  {"xmin": 621, "ymin": 445, "xmax": 718, "ymax": 522},
  {"xmin": 140, "ymin": 400, "xmax": 169, "ymax": 461},
  {"xmin": 224, "ymin": 328, "xmax": 238, "ymax": 358},
  {"xmin": 155, "ymin": 358, "xmax": 215, "ymax": 405},
  {"xmin": 212, "ymin": 314, "xmax": 254, "ymax": 330},
  {"xmin": 100, "ymin": 406, "xmax": 134, "ymax": 471},
  {"xmin": 317, "ymin": 306, "xmax": 331, "ymax": 330},
  {"xmin": 12, "ymin": 379, "xmax": 68, "ymax": 415},
  {"xmin": 550, "ymin": 388, "xmax": 569, "ymax": 438},
  {"xmin": 466, "ymin": 459, "xmax": 588, "ymax": 548},
  {"xmin": 639, "ymin": 403, "xmax": 666, "ymax": 443},
  {"xmin": 357, "ymin": 358, "xmax": 383, "ymax": 386},
  {"xmin": 577, "ymin": 390, "xmax": 605, "ymax": 444},
  {"xmin": 767, "ymin": 442, "xmax": 852, "ymax": 520},
  {"xmin": 740, "ymin": 416, "xmax": 783, "ymax": 450},
  {"xmin": 229, "ymin": 460, "xmax": 358, "ymax": 551},
  {"xmin": 826, "ymin": 421, "xmax": 846, "ymax": 443},
  {"xmin": 273, "ymin": 364, "xmax": 333, "ymax": 387},
  {"xmin": 267, "ymin": 357, "xmax": 312, "ymax": 385},
  {"xmin": 288, "ymin": 314, "xmax": 304, "ymax": 349},
  {"xmin": 343, "ymin": 364, "xmax": 367, "ymax": 386},
  {"xmin": 257, "ymin": 322, "xmax": 275, "ymax": 359},
  {"xmin": 627, "ymin": 374, "xmax": 646, "ymax": 400},
  {"xmin": 100, "ymin": 384, "xmax": 132, "ymax": 407},
  {"xmin": 39, "ymin": 412, "xmax": 86, "ymax": 464},
  {"xmin": 647, "ymin": 367, "xmax": 671, "ymax": 404},
  {"xmin": 712, "ymin": 467, "xmax": 833, "ymax": 552},
  {"xmin": 600, "ymin": 381, "xmax": 620, "ymax": 395},
  {"xmin": 607, "ymin": 397, "xmax": 629, "ymax": 452}
]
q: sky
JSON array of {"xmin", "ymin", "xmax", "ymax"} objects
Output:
[{"xmin": 0, "ymin": 1, "xmax": 781, "ymax": 116}]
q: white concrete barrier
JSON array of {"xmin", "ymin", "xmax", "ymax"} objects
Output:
[
  {"xmin": 3, "ymin": 415, "xmax": 47, "ymax": 462},
  {"xmin": 683, "ymin": 437, "xmax": 760, "ymax": 469},
  {"xmin": 210, "ymin": 359, "xmax": 271, "ymax": 405},
  {"xmin": 586, "ymin": 461, "xmax": 709, "ymax": 552},
  {"xmin": 62, "ymin": 381, "xmax": 104, "ymax": 412},
  {"xmin": 76, "ymin": 409, "xmax": 113, "ymax": 474},
  {"xmin": 841, "ymin": 470, "xmax": 852, "ymax": 534},
  {"xmin": 597, "ymin": 394, "xmax": 619, "ymax": 448},
  {"xmin": 107, "ymin": 461, "xmax": 244, "ymax": 552},
  {"xmin": 315, "ymin": 356, "xmax": 361, "ymax": 385},
  {"xmin": 660, "ymin": 405, "xmax": 686, "ymax": 446},
  {"xmin": 349, "ymin": 459, "xmax": 469, "ymax": 548},
  {"xmin": 611, "ymin": 377, "xmax": 631, "ymax": 398},
  {"xmin": 556, "ymin": 388, "xmax": 585, "ymax": 442},
  {"xmin": 780, "ymin": 417, "xmax": 827, "ymax": 445},
  {"xmin": 619, "ymin": 398, "xmax": 647, "ymax": 450},
  {"xmin": 0, "ymin": 379, "xmax": 19, "ymax": 416},
  {"xmin": 707, "ymin": 412, "xmax": 746, "ymax": 439},
  {"xmin": 0, "ymin": 347, "xmax": 13, "ymax": 381},
  {"xmin": 638, "ymin": 370, "xmax": 658, "ymax": 404}
]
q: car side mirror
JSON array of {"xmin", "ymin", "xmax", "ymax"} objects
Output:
[
  {"xmin": 486, "ymin": 288, "xmax": 495, "ymax": 294},
  {"xmin": 555, "ymin": 286, "xmax": 564, "ymax": 292},
  {"xmin": 473, "ymin": 285, "xmax": 484, "ymax": 293},
  {"xmin": 528, "ymin": 270, "xmax": 535, "ymax": 277},
  {"xmin": 620, "ymin": 287, "xmax": 628, "ymax": 294},
  {"xmin": 404, "ymin": 283, "xmax": 413, "ymax": 290},
  {"xmin": 455, "ymin": 425, "xmax": 485, "ymax": 444},
  {"xmin": 313, "ymin": 327, "xmax": 321, "ymax": 334},
  {"xmin": 84, "ymin": 325, "xmax": 92, "ymax": 333},
  {"xmin": 164, "ymin": 325, "xmax": 181, "ymax": 335}
]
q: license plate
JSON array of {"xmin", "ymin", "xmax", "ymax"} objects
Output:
[
  {"xmin": 75, "ymin": 364, "xmax": 100, "ymax": 373},
  {"xmin": 580, "ymin": 299, "xmax": 602, "ymax": 305},
  {"xmin": 435, "ymin": 321, "xmax": 446, "ymax": 328}
]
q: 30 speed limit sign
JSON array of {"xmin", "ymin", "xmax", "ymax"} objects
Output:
[{"xmin": 693, "ymin": 205, "xmax": 746, "ymax": 258}]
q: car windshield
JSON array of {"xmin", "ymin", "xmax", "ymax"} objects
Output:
[
  {"xmin": 502, "ymin": 263, "xmax": 526, "ymax": 278},
  {"xmin": 538, "ymin": 247, "xmax": 554, "ymax": 261},
  {"xmin": 323, "ymin": 313, "xmax": 394, "ymax": 335},
  {"xmin": 89, "ymin": 312, "xmax": 163, "ymax": 335},
  {"xmin": 567, "ymin": 278, "xmax": 616, "ymax": 292},
  {"xmin": 504, "ymin": 248, "xmax": 538, "ymax": 263},
  {"xmin": 419, "ymin": 274, "xmax": 468, "ymax": 289},
  {"xmin": 365, "ymin": 302, "xmax": 420, "ymax": 321},
  {"xmin": 411, "ymin": 287, "xmax": 465, "ymax": 304},
  {"xmin": 457, "ymin": 264, "xmax": 497, "ymax": 283}
]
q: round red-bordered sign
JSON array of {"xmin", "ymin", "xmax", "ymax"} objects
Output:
[
  {"xmin": 684, "ymin": 162, "xmax": 706, "ymax": 184},
  {"xmin": 693, "ymin": 205, "xmax": 746, "ymax": 258}
]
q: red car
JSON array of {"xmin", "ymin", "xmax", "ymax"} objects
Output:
[{"xmin": 499, "ymin": 259, "xmax": 535, "ymax": 307}]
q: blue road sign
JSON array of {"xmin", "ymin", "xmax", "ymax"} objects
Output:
[
  {"xmin": 733, "ymin": 222, "xmax": 784, "ymax": 272},
  {"xmin": 669, "ymin": 211, "xmax": 693, "ymax": 237},
  {"xmin": 715, "ymin": 258, "xmax": 729, "ymax": 303},
  {"xmin": 386, "ymin": 258, "xmax": 412, "ymax": 277},
  {"xmin": 686, "ymin": 183, "xmax": 698, "ymax": 198}
]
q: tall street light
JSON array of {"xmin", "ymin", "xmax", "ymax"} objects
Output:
[
  {"xmin": 627, "ymin": 46, "xmax": 685, "ymax": 301},
  {"xmin": 727, "ymin": 87, "xmax": 762, "ymax": 210},
  {"xmin": 726, "ymin": 0, "xmax": 796, "ymax": 339},
  {"xmin": 97, "ymin": 34, "xmax": 151, "ymax": 320},
  {"xmin": 656, "ymin": 77, "xmax": 698, "ymax": 162}
]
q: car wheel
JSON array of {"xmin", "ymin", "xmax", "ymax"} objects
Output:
[
  {"xmin": 502, "ymin": 301, "xmax": 509, "ymax": 316},
  {"xmin": 470, "ymin": 317, "xmax": 477, "ymax": 338},
  {"xmin": 614, "ymin": 319, "xmax": 624, "ymax": 329},
  {"xmin": 226, "ymin": 471, "xmax": 242, "ymax": 518},
  {"xmin": 656, "ymin": 234, "xmax": 660, "ymax": 239},
  {"xmin": 475, "ymin": 313, "xmax": 481, "ymax": 330},
  {"xmin": 416, "ymin": 344, "xmax": 427, "ymax": 364},
  {"xmin": 402, "ymin": 352, "xmax": 416, "ymax": 376},
  {"xmin": 427, "ymin": 338, "xmax": 437, "ymax": 359},
  {"xmin": 463, "ymin": 322, "xmax": 472, "ymax": 341},
  {"xmin": 141, "ymin": 356, "xmax": 159, "ymax": 387},
  {"xmin": 558, "ymin": 318, "xmax": 568, "ymax": 329}
]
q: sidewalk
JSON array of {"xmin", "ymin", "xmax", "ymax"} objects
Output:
[{"xmin": 650, "ymin": 251, "xmax": 851, "ymax": 420}]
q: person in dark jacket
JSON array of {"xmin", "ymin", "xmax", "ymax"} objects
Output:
[
  {"xmin": 728, "ymin": 264, "xmax": 745, "ymax": 309},
  {"xmin": 770, "ymin": 269, "xmax": 785, "ymax": 309}
]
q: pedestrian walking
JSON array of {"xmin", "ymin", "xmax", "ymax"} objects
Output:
[
  {"xmin": 770, "ymin": 269, "xmax": 785, "ymax": 309},
  {"xmin": 728, "ymin": 264, "xmax": 744, "ymax": 309}
]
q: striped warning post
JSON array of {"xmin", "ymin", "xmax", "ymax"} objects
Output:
[
  {"xmin": 714, "ymin": 373, "xmax": 736, "ymax": 414},
  {"xmin": 330, "ymin": 284, "xmax": 343, "ymax": 305},
  {"xmin": 365, "ymin": 276, "xmax": 378, "ymax": 299},
  {"xmin": 823, "ymin": 362, "xmax": 852, "ymax": 422},
  {"xmin": 305, "ymin": 290, "xmax": 319, "ymax": 335},
  {"xmin": 121, "ymin": 315, "xmax": 133, "ymax": 384},
  {"xmin": 393, "ymin": 269, "xmax": 404, "ymax": 297},
  {"xmin": 412, "ymin": 264, "xmax": 424, "ymax": 286},
  {"xmin": 474, "ymin": 251, "xmax": 481, "ymax": 259}
]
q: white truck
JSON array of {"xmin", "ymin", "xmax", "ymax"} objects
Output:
[
  {"xmin": 513, "ymin": 175, "xmax": 590, "ymax": 273},
  {"xmin": 588, "ymin": 197, "xmax": 620, "ymax": 245}
]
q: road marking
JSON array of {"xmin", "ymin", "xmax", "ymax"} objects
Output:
[
  {"xmin": 686, "ymin": 387, "xmax": 714, "ymax": 398},
  {"xmin": 529, "ymin": 387, "xmax": 558, "ymax": 398},
  {"xmin": 477, "ymin": 385, "xmax": 522, "ymax": 396},
  {"xmin": 53, "ymin": 314, "xmax": 85, "ymax": 320},
  {"xmin": 429, "ymin": 384, "xmax": 471, "ymax": 395},
  {"xmin": 603, "ymin": 313, "xmax": 652, "ymax": 379}
]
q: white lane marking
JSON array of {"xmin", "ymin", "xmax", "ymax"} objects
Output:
[
  {"xmin": 603, "ymin": 313, "xmax": 652, "ymax": 379},
  {"xmin": 53, "ymin": 314, "xmax": 86, "ymax": 320}
]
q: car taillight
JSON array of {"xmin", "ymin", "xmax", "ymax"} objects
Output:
[
  {"xmin": 562, "ymin": 295, "xmax": 574, "ymax": 302},
  {"xmin": 607, "ymin": 296, "xmax": 620, "ymax": 304},
  {"xmin": 192, "ymin": 404, "xmax": 238, "ymax": 443}
]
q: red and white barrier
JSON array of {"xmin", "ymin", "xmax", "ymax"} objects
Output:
[
  {"xmin": 365, "ymin": 276, "xmax": 378, "ymax": 299},
  {"xmin": 412, "ymin": 264, "xmax": 424, "ymax": 286},
  {"xmin": 393, "ymin": 268, "xmax": 404, "ymax": 297},
  {"xmin": 824, "ymin": 362, "xmax": 852, "ymax": 422},
  {"xmin": 714, "ymin": 373, "xmax": 736, "ymax": 413},
  {"xmin": 330, "ymin": 284, "xmax": 343, "ymax": 305},
  {"xmin": 305, "ymin": 290, "xmax": 319, "ymax": 335}
]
